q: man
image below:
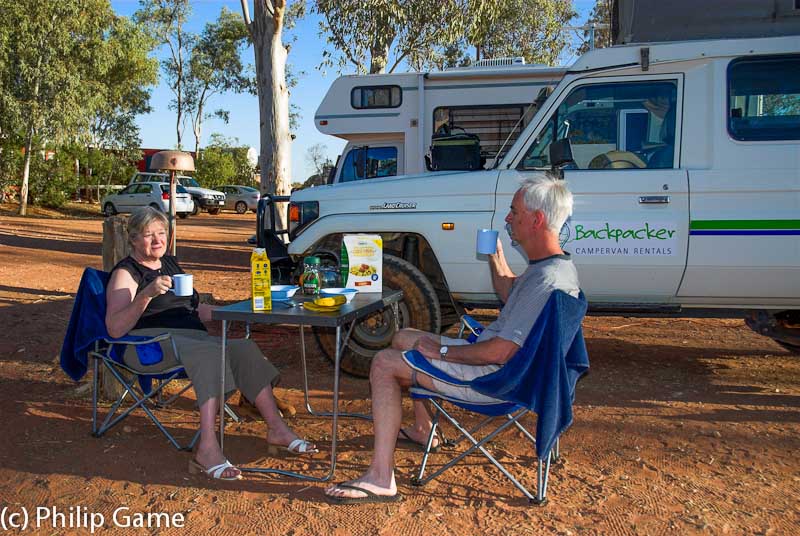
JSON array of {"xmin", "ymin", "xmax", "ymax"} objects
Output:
[{"xmin": 325, "ymin": 174, "xmax": 580, "ymax": 503}]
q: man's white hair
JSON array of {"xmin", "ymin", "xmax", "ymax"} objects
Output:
[{"xmin": 519, "ymin": 173, "xmax": 573, "ymax": 233}]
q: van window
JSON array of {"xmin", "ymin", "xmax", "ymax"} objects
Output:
[
  {"xmin": 519, "ymin": 80, "xmax": 678, "ymax": 170},
  {"xmin": 728, "ymin": 55, "xmax": 800, "ymax": 141},
  {"xmin": 433, "ymin": 104, "xmax": 533, "ymax": 163},
  {"xmin": 340, "ymin": 146, "xmax": 398, "ymax": 182},
  {"xmin": 351, "ymin": 86, "xmax": 402, "ymax": 109}
]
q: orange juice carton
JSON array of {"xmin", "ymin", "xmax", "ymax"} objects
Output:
[
  {"xmin": 340, "ymin": 234, "xmax": 382, "ymax": 292},
  {"xmin": 250, "ymin": 248, "xmax": 271, "ymax": 311}
]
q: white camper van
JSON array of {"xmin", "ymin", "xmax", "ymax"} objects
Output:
[
  {"xmin": 315, "ymin": 60, "xmax": 567, "ymax": 184},
  {"xmin": 260, "ymin": 35, "xmax": 799, "ymax": 376}
]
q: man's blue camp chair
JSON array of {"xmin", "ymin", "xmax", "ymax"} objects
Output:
[
  {"xmin": 60, "ymin": 267, "xmax": 237, "ymax": 451},
  {"xmin": 404, "ymin": 290, "xmax": 589, "ymax": 504}
]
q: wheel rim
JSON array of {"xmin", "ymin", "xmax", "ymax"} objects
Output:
[
  {"xmin": 104, "ymin": 204, "xmax": 114, "ymax": 216},
  {"xmin": 236, "ymin": 202, "xmax": 246, "ymax": 214}
]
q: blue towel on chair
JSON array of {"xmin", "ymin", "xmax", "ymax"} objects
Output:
[
  {"xmin": 60, "ymin": 268, "xmax": 164, "ymax": 382},
  {"xmin": 406, "ymin": 290, "xmax": 588, "ymax": 459}
]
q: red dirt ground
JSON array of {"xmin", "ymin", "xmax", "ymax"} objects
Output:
[{"xmin": 0, "ymin": 203, "xmax": 798, "ymax": 535}]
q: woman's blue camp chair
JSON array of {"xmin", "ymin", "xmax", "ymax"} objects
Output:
[
  {"xmin": 404, "ymin": 290, "xmax": 589, "ymax": 504},
  {"xmin": 60, "ymin": 267, "xmax": 237, "ymax": 451}
]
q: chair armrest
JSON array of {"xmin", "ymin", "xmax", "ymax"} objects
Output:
[
  {"xmin": 458, "ymin": 314, "xmax": 484, "ymax": 342},
  {"xmin": 101, "ymin": 333, "xmax": 176, "ymax": 367},
  {"xmin": 103, "ymin": 333, "xmax": 172, "ymax": 345}
]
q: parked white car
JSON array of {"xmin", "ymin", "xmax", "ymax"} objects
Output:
[
  {"xmin": 220, "ymin": 185, "xmax": 260, "ymax": 213},
  {"xmin": 102, "ymin": 182, "xmax": 194, "ymax": 218},
  {"xmin": 131, "ymin": 172, "xmax": 226, "ymax": 215}
]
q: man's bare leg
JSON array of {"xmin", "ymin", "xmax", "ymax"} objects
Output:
[
  {"xmin": 324, "ymin": 346, "xmax": 438, "ymax": 499},
  {"xmin": 392, "ymin": 328, "xmax": 441, "ymax": 447}
]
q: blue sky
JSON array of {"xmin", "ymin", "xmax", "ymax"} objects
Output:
[{"xmin": 111, "ymin": 0, "xmax": 597, "ymax": 181}]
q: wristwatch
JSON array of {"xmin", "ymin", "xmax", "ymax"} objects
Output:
[{"xmin": 439, "ymin": 345, "xmax": 449, "ymax": 361}]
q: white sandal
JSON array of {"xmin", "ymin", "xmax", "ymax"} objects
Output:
[
  {"xmin": 188, "ymin": 458, "xmax": 243, "ymax": 480},
  {"xmin": 267, "ymin": 438, "xmax": 319, "ymax": 456}
]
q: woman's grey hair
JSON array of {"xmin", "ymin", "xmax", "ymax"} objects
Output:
[
  {"xmin": 127, "ymin": 206, "xmax": 168, "ymax": 246},
  {"xmin": 519, "ymin": 173, "xmax": 573, "ymax": 233}
]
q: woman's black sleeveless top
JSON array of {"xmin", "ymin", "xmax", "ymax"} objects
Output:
[{"xmin": 110, "ymin": 255, "xmax": 206, "ymax": 332}]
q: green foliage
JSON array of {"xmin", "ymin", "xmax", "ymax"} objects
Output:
[
  {"xmin": 187, "ymin": 7, "xmax": 255, "ymax": 155},
  {"xmin": 577, "ymin": 0, "xmax": 613, "ymax": 55},
  {"xmin": 194, "ymin": 133, "xmax": 256, "ymax": 188},
  {"xmin": 0, "ymin": 0, "xmax": 157, "ymax": 212},
  {"xmin": 314, "ymin": 0, "xmax": 576, "ymax": 74},
  {"xmin": 135, "ymin": 0, "xmax": 194, "ymax": 149}
]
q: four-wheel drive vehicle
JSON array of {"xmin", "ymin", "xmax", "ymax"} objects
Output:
[
  {"xmin": 102, "ymin": 183, "xmax": 194, "ymax": 218},
  {"xmin": 220, "ymin": 185, "xmax": 260, "ymax": 214},
  {"xmin": 259, "ymin": 36, "xmax": 800, "ymax": 377},
  {"xmin": 131, "ymin": 172, "xmax": 226, "ymax": 215}
]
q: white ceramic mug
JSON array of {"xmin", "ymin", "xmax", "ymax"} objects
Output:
[{"xmin": 170, "ymin": 274, "xmax": 193, "ymax": 297}]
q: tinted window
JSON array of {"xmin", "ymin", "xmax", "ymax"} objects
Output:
[
  {"xmin": 135, "ymin": 184, "xmax": 151, "ymax": 194},
  {"xmin": 728, "ymin": 55, "xmax": 800, "ymax": 141},
  {"xmin": 351, "ymin": 86, "xmax": 401, "ymax": 109},
  {"xmin": 519, "ymin": 80, "xmax": 678, "ymax": 170},
  {"xmin": 159, "ymin": 184, "xmax": 189, "ymax": 194},
  {"xmin": 340, "ymin": 146, "xmax": 398, "ymax": 182},
  {"xmin": 120, "ymin": 185, "xmax": 137, "ymax": 195},
  {"xmin": 433, "ymin": 104, "xmax": 537, "ymax": 164}
]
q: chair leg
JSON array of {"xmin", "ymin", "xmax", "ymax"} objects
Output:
[
  {"xmin": 533, "ymin": 451, "xmax": 552, "ymax": 506},
  {"xmin": 91, "ymin": 356, "xmax": 99, "ymax": 437},
  {"xmin": 92, "ymin": 359, "xmax": 195, "ymax": 450}
]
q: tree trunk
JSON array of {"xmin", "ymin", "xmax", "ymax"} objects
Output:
[
  {"xmin": 101, "ymin": 216, "xmax": 132, "ymax": 400},
  {"xmin": 18, "ymin": 126, "xmax": 34, "ymax": 216},
  {"xmin": 251, "ymin": 0, "xmax": 292, "ymax": 230}
]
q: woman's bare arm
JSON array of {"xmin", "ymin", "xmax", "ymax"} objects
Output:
[{"xmin": 105, "ymin": 269, "xmax": 171, "ymax": 338}]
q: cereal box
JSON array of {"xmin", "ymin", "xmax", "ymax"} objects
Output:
[
  {"xmin": 340, "ymin": 234, "xmax": 382, "ymax": 292},
  {"xmin": 250, "ymin": 248, "xmax": 272, "ymax": 311}
]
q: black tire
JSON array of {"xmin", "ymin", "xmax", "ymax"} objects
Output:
[
  {"xmin": 103, "ymin": 203, "xmax": 117, "ymax": 217},
  {"xmin": 149, "ymin": 203, "xmax": 162, "ymax": 211},
  {"xmin": 313, "ymin": 254, "xmax": 442, "ymax": 378},
  {"xmin": 235, "ymin": 201, "xmax": 248, "ymax": 214},
  {"xmin": 208, "ymin": 208, "xmax": 221, "ymax": 215},
  {"xmin": 191, "ymin": 199, "xmax": 200, "ymax": 216},
  {"xmin": 178, "ymin": 213, "xmax": 189, "ymax": 219}
]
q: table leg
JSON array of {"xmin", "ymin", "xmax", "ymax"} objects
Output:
[
  {"xmin": 301, "ymin": 321, "xmax": 369, "ymax": 420},
  {"xmin": 219, "ymin": 319, "xmax": 227, "ymax": 450}
]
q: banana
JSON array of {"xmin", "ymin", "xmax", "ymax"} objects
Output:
[
  {"xmin": 303, "ymin": 301, "xmax": 342, "ymax": 312},
  {"xmin": 314, "ymin": 295, "xmax": 347, "ymax": 307}
]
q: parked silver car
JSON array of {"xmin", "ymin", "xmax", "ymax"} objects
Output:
[
  {"xmin": 219, "ymin": 185, "xmax": 260, "ymax": 214},
  {"xmin": 102, "ymin": 182, "xmax": 194, "ymax": 218}
]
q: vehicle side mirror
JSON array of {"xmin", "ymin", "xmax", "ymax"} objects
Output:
[{"xmin": 549, "ymin": 138, "xmax": 575, "ymax": 169}]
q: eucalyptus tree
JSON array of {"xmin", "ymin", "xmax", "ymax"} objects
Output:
[
  {"xmin": 187, "ymin": 7, "xmax": 255, "ymax": 159},
  {"xmin": 314, "ymin": 0, "xmax": 575, "ymax": 74},
  {"xmin": 134, "ymin": 0, "xmax": 194, "ymax": 150},
  {"xmin": 0, "ymin": 0, "xmax": 117, "ymax": 215},
  {"xmin": 238, "ymin": 0, "xmax": 304, "ymax": 206}
]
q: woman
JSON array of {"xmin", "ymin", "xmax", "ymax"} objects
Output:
[{"xmin": 105, "ymin": 207, "xmax": 316, "ymax": 480}]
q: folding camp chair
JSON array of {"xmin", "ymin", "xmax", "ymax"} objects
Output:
[
  {"xmin": 404, "ymin": 290, "xmax": 589, "ymax": 504},
  {"xmin": 60, "ymin": 268, "xmax": 238, "ymax": 452}
]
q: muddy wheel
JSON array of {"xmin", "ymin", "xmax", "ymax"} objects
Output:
[
  {"xmin": 208, "ymin": 208, "xmax": 221, "ymax": 215},
  {"xmin": 313, "ymin": 254, "xmax": 442, "ymax": 378}
]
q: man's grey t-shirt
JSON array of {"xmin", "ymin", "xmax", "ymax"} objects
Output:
[{"xmin": 477, "ymin": 254, "xmax": 580, "ymax": 347}]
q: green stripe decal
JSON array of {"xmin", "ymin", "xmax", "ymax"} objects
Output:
[{"xmin": 690, "ymin": 219, "xmax": 800, "ymax": 230}]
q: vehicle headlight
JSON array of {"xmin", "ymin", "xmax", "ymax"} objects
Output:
[{"xmin": 289, "ymin": 201, "xmax": 319, "ymax": 240}]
